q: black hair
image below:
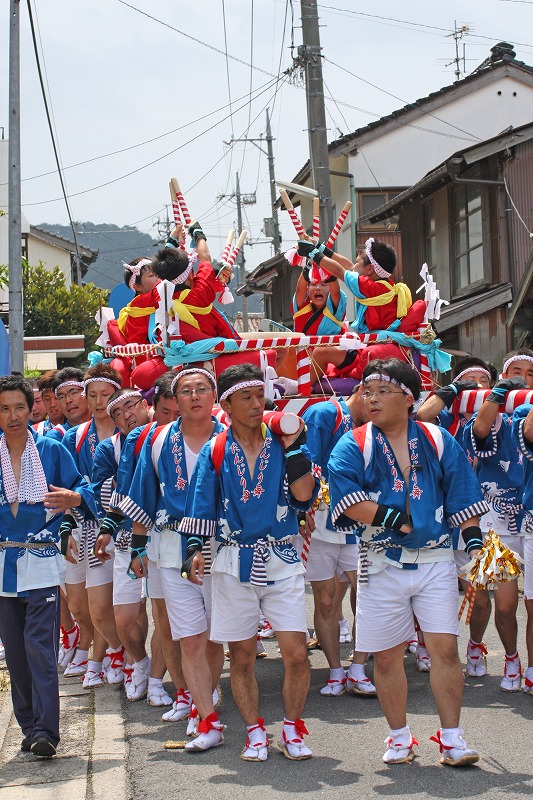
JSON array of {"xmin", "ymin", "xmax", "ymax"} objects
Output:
[
  {"xmin": 217, "ymin": 363, "xmax": 264, "ymax": 401},
  {"xmin": 123, "ymin": 256, "xmax": 153, "ymax": 292},
  {"xmin": 151, "ymin": 248, "xmax": 190, "ymax": 282},
  {"xmin": 152, "ymin": 371, "xmax": 175, "ymax": 407},
  {"xmin": 0, "ymin": 375, "xmax": 35, "ymax": 410},
  {"xmin": 38, "ymin": 370, "xmax": 59, "ymax": 393},
  {"xmin": 52, "ymin": 366, "xmax": 85, "ymax": 391},
  {"xmin": 452, "ymin": 356, "xmax": 493, "ymax": 383},
  {"xmin": 363, "ymin": 239, "xmax": 397, "ymax": 275},
  {"xmin": 83, "ymin": 362, "xmax": 122, "ymax": 386},
  {"xmin": 362, "ymin": 357, "xmax": 421, "ymax": 403},
  {"xmin": 503, "ymin": 347, "xmax": 533, "ymax": 373}
]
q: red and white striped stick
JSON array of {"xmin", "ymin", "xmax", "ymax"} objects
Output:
[
  {"xmin": 296, "ymin": 347, "xmax": 312, "ymax": 396},
  {"xmin": 326, "ymin": 201, "xmax": 352, "ymax": 248},
  {"xmin": 169, "ymin": 180, "xmax": 182, "ymax": 226},
  {"xmin": 312, "ymin": 197, "xmax": 320, "ymax": 241},
  {"xmin": 221, "ymin": 229, "xmax": 235, "ymax": 263},
  {"xmin": 279, "ymin": 189, "xmax": 306, "ymax": 239},
  {"xmin": 451, "ymin": 389, "xmax": 533, "ymax": 415},
  {"xmin": 170, "ymin": 177, "xmax": 192, "ymax": 226},
  {"xmin": 226, "ymin": 229, "xmax": 248, "ymax": 268}
]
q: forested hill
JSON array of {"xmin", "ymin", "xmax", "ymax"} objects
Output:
[{"xmin": 36, "ymin": 222, "xmax": 160, "ymax": 291}]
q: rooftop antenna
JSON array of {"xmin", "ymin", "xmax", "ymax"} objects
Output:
[{"xmin": 446, "ymin": 21, "xmax": 472, "ymax": 80}]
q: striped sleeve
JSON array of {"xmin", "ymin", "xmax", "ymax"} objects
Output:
[
  {"xmin": 178, "ymin": 517, "xmax": 217, "ymax": 538},
  {"xmin": 448, "ymin": 500, "xmax": 490, "ymax": 529}
]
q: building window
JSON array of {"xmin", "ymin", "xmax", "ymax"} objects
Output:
[
  {"xmin": 359, "ymin": 191, "xmax": 404, "ymax": 231},
  {"xmin": 452, "ymin": 182, "xmax": 486, "ymax": 294},
  {"xmin": 424, "ymin": 201, "xmax": 437, "ymax": 274}
]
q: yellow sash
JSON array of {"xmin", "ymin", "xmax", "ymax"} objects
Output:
[
  {"xmin": 117, "ymin": 304, "xmax": 156, "ymax": 335},
  {"xmin": 172, "ymin": 289, "xmax": 213, "ymax": 331},
  {"xmin": 356, "ymin": 280, "xmax": 412, "ymax": 318},
  {"xmin": 293, "ymin": 302, "xmax": 344, "ymax": 329}
]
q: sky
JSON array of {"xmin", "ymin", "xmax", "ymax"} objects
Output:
[{"xmin": 2, "ymin": 0, "xmax": 533, "ymax": 273}]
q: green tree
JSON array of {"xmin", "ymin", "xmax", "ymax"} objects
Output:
[{"xmin": 22, "ymin": 260, "xmax": 108, "ymax": 367}]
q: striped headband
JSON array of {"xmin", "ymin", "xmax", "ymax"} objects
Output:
[
  {"xmin": 171, "ymin": 252, "xmax": 198, "ymax": 286},
  {"xmin": 54, "ymin": 380, "xmax": 84, "ymax": 397},
  {"xmin": 171, "ymin": 368, "xmax": 217, "ymax": 396},
  {"xmin": 502, "ymin": 354, "xmax": 533, "ymax": 375},
  {"xmin": 106, "ymin": 390, "xmax": 142, "ymax": 417},
  {"xmin": 365, "ymin": 238, "xmax": 390, "ymax": 279},
  {"xmin": 123, "ymin": 258, "xmax": 152, "ymax": 292},
  {"xmin": 454, "ymin": 367, "xmax": 491, "ymax": 383},
  {"xmin": 83, "ymin": 377, "xmax": 121, "ymax": 396},
  {"xmin": 363, "ymin": 372, "xmax": 414, "ymax": 398},
  {"xmin": 219, "ymin": 380, "xmax": 265, "ymax": 403}
]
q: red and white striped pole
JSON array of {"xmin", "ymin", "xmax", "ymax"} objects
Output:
[
  {"xmin": 226, "ymin": 229, "xmax": 248, "ymax": 267},
  {"xmin": 221, "ymin": 229, "xmax": 235, "ymax": 264},
  {"xmin": 170, "ymin": 177, "xmax": 192, "ymax": 226},
  {"xmin": 326, "ymin": 201, "xmax": 352, "ymax": 248},
  {"xmin": 312, "ymin": 197, "xmax": 320, "ymax": 241},
  {"xmin": 279, "ymin": 189, "xmax": 306, "ymax": 239},
  {"xmin": 296, "ymin": 346, "xmax": 312, "ymax": 396}
]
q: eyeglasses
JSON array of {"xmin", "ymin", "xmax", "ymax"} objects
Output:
[
  {"xmin": 111, "ymin": 398, "xmax": 143, "ymax": 422},
  {"xmin": 360, "ymin": 389, "xmax": 407, "ymax": 400},
  {"xmin": 176, "ymin": 386, "xmax": 212, "ymax": 398},
  {"xmin": 56, "ymin": 388, "xmax": 83, "ymax": 402}
]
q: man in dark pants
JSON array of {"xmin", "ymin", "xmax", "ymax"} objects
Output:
[{"xmin": 0, "ymin": 375, "xmax": 96, "ymax": 757}]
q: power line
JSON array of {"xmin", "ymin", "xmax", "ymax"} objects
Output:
[
  {"xmin": 21, "ymin": 75, "xmax": 282, "ymax": 207},
  {"xmin": 117, "ymin": 0, "xmax": 279, "ymax": 78},
  {"xmin": 26, "ymin": 0, "xmax": 83, "ymax": 281}
]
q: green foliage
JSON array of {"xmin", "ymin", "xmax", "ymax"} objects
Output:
[
  {"xmin": 22, "ymin": 260, "xmax": 109, "ymax": 367},
  {"xmin": 0, "ymin": 265, "xmax": 7, "ymax": 289}
]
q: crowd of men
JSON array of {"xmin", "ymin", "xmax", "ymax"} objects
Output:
[{"xmin": 0, "ymin": 343, "xmax": 532, "ymax": 768}]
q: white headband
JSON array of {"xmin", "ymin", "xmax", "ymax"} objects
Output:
[
  {"xmin": 454, "ymin": 367, "xmax": 491, "ymax": 383},
  {"xmin": 106, "ymin": 390, "xmax": 142, "ymax": 417},
  {"xmin": 54, "ymin": 380, "xmax": 84, "ymax": 398},
  {"xmin": 363, "ymin": 372, "xmax": 414, "ymax": 398},
  {"xmin": 171, "ymin": 368, "xmax": 217, "ymax": 396},
  {"xmin": 83, "ymin": 377, "xmax": 121, "ymax": 396},
  {"xmin": 365, "ymin": 238, "xmax": 390, "ymax": 279},
  {"xmin": 502, "ymin": 354, "xmax": 533, "ymax": 375},
  {"xmin": 124, "ymin": 258, "xmax": 152, "ymax": 292},
  {"xmin": 219, "ymin": 380, "xmax": 265, "ymax": 403}
]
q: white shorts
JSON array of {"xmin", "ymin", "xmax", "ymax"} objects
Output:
[
  {"xmin": 160, "ymin": 567, "xmax": 212, "ymax": 640},
  {"xmin": 523, "ymin": 539, "xmax": 533, "ymax": 600},
  {"xmin": 454, "ymin": 548, "xmax": 470, "ymax": 578},
  {"xmin": 147, "ymin": 559, "xmax": 164, "ymax": 600},
  {"xmin": 305, "ymin": 537, "xmax": 358, "ymax": 582},
  {"xmin": 210, "ymin": 572, "xmax": 307, "ymax": 643},
  {"xmin": 355, "ymin": 561, "xmax": 459, "ymax": 653},
  {"xmin": 85, "ymin": 554, "xmax": 114, "ymax": 589},
  {"xmin": 64, "ymin": 558, "xmax": 86, "ymax": 586},
  {"xmin": 113, "ymin": 550, "xmax": 146, "ymax": 606}
]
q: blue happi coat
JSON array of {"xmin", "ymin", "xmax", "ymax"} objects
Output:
[
  {"xmin": 179, "ymin": 425, "xmax": 319, "ymax": 583},
  {"xmin": 0, "ymin": 430, "xmax": 97, "ymax": 595},
  {"xmin": 328, "ymin": 418, "xmax": 487, "ymax": 573}
]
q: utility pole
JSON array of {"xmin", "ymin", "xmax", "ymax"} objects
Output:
[
  {"xmin": 265, "ymin": 109, "xmax": 282, "ymax": 255},
  {"xmin": 299, "ymin": 0, "xmax": 333, "ymax": 239},
  {"xmin": 9, "ymin": 0, "xmax": 23, "ymax": 373},
  {"xmin": 235, "ymin": 172, "xmax": 249, "ymax": 332}
]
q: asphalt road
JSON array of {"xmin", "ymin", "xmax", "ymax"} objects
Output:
[{"xmin": 122, "ymin": 586, "xmax": 533, "ymax": 800}]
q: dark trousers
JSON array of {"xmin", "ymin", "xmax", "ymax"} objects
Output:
[{"xmin": 0, "ymin": 586, "xmax": 60, "ymax": 745}]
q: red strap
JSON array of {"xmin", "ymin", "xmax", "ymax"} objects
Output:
[
  {"xmin": 211, "ymin": 429, "xmax": 228, "ymax": 476},
  {"xmin": 75, "ymin": 420, "xmax": 92, "ymax": 453},
  {"xmin": 351, "ymin": 421, "xmax": 370, "ymax": 451},
  {"xmin": 329, "ymin": 397, "xmax": 344, "ymax": 435},
  {"xmin": 415, "ymin": 420, "xmax": 438, "ymax": 458},
  {"xmin": 150, "ymin": 424, "xmax": 167, "ymax": 446},
  {"xmin": 133, "ymin": 423, "xmax": 153, "ymax": 459}
]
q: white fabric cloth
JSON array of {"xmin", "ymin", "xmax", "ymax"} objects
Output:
[{"xmin": 0, "ymin": 432, "xmax": 48, "ymax": 504}]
